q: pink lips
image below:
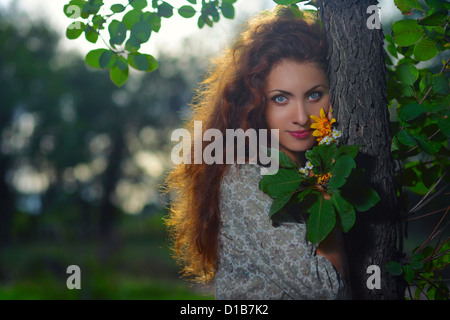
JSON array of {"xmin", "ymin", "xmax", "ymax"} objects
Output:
[{"xmin": 288, "ymin": 130, "xmax": 312, "ymax": 139}]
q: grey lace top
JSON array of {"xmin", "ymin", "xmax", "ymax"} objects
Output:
[{"xmin": 214, "ymin": 163, "xmax": 350, "ymax": 300}]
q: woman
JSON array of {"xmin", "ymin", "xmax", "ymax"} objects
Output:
[{"xmin": 164, "ymin": 6, "xmax": 350, "ymax": 300}]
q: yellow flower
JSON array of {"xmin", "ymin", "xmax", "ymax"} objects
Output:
[{"xmin": 310, "ymin": 108, "xmax": 336, "ymax": 143}]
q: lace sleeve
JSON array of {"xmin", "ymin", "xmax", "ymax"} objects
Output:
[{"xmin": 214, "ymin": 163, "xmax": 348, "ymax": 300}]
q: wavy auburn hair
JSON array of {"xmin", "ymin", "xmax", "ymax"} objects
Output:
[{"xmin": 163, "ymin": 6, "xmax": 328, "ymax": 282}]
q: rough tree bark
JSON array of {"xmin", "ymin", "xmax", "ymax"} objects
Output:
[{"xmin": 319, "ymin": 0, "xmax": 406, "ymax": 299}]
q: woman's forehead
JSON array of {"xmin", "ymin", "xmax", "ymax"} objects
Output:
[{"xmin": 265, "ymin": 60, "xmax": 329, "ymax": 91}]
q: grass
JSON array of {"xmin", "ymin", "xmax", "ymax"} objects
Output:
[{"xmin": 0, "ymin": 211, "xmax": 214, "ymax": 300}]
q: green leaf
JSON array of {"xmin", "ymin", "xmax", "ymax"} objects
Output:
[
  {"xmin": 110, "ymin": 63, "xmax": 129, "ymax": 87},
  {"xmin": 403, "ymin": 265, "xmax": 415, "ymax": 282},
  {"xmin": 131, "ymin": 20, "xmax": 152, "ymax": 43},
  {"xmin": 340, "ymin": 169, "xmax": 380, "ymax": 212},
  {"xmin": 397, "ymin": 130, "xmax": 417, "ymax": 147},
  {"xmin": 84, "ymin": 25, "xmax": 99, "ymax": 43},
  {"xmin": 158, "ymin": 1, "xmax": 174, "ymax": 18},
  {"xmin": 128, "ymin": 53, "xmax": 158, "ymax": 72},
  {"xmin": 197, "ymin": 15, "xmax": 205, "ymax": 29},
  {"xmin": 437, "ymin": 242, "xmax": 450, "ymax": 263},
  {"xmin": 331, "ymin": 193, "xmax": 355, "ymax": 233},
  {"xmin": 356, "ymin": 186, "xmax": 380, "ymax": 212},
  {"xmin": 418, "ymin": 8, "xmax": 449, "ymax": 26},
  {"xmin": 306, "ymin": 196, "xmax": 336, "ymax": 245},
  {"xmin": 187, "ymin": 0, "xmax": 197, "ymax": 4},
  {"xmin": 306, "ymin": 144, "xmax": 337, "ymax": 175},
  {"xmin": 431, "ymin": 73, "xmax": 449, "ymax": 95},
  {"xmin": 149, "ymin": 12, "xmax": 162, "ymax": 32},
  {"xmin": 425, "ymin": 0, "xmax": 450, "ymax": 9},
  {"xmin": 414, "ymin": 37, "xmax": 439, "ymax": 61},
  {"xmin": 178, "ymin": 5, "xmax": 196, "ymax": 18},
  {"xmin": 396, "ymin": 63, "xmax": 419, "ymax": 86},
  {"xmin": 66, "ymin": 22, "xmax": 85, "ymax": 39},
  {"xmin": 392, "ymin": 19, "xmax": 425, "ymax": 47},
  {"xmin": 386, "ymin": 261, "xmax": 403, "ymax": 276},
  {"xmin": 288, "ymin": 4, "xmax": 303, "ymax": 18},
  {"xmin": 273, "ymin": 0, "xmax": 300, "ymax": 5},
  {"xmin": 386, "ymin": 42, "xmax": 399, "ymax": 59},
  {"xmin": 419, "ymin": 73, "xmax": 432, "ymax": 93},
  {"xmin": 128, "ymin": 53, "xmax": 149, "ymax": 70},
  {"xmin": 398, "ymin": 103, "xmax": 426, "ymax": 122},
  {"xmin": 292, "ymin": 187, "xmax": 313, "ymax": 204},
  {"xmin": 328, "ymin": 155, "xmax": 356, "ymax": 189},
  {"xmin": 85, "ymin": 48, "xmax": 107, "ymax": 69},
  {"xmin": 130, "ymin": 0, "xmax": 148, "ymax": 10},
  {"xmin": 64, "ymin": 1, "xmax": 85, "ymax": 19},
  {"xmin": 414, "ymin": 135, "xmax": 442, "ymax": 154},
  {"xmin": 122, "ymin": 9, "xmax": 142, "ymax": 30},
  {"xmin": 109, "ymin": 20, "xmax": 127, "ymax": 45},
  {"xmin": 398, "ymin": 83, "xmax": 415, "ymax": 97},
  {"xmin": 111, "ymin": 4, "xmax": 125, "ymax": 13},
  {"xmin": 277, "ymin": 150, "xmax": 299, "ymax": 170},
  {"xmin": 82, "ymin": 0, "xmax": 103, "ymax": 15},
  {"xmin": 99, "ymin": 50, "xmax": 116, "ymax": 69},
  {"xmin": 393, "ymin": 0, "xmax": 422, "ymax": 13},
  {"xmin": 259, "ymin": 168, "xmax": 303, "ymax": 198},
  {"xmin": 334, "ymin": 145, "xmax": 360, "ymax": 160},
  {"xmin": 116, "ymin": 56, "xmax": 128, "ymax": 71},
  {"xmin": 437, "ymin": 115, "xmax": 450, "ymax": 137},
  {"xmin": 204, "ymin": 15, "xmax": 213, "ymax": 27},
  {"xmin": 422, "ymin": 103, "xmax": 448, "ymax": 113},
  {"xmin": 141, "ymin": 11, "xmax": 161, "ymax": 32},
  {"xmin": 220, "ymin": 3, "xmax": 235, "ymax": 19},
  {"xmin": 423, "ymin": 25, "xmax": 445, "ymax": 40},
  {"xmin": 269, "ymin": 192, "xmax": 296, "ymax": 218},
  {"xmin": 125, "ymin": 35, "xmax": 141, "ymax": 53},
  {"xmin": 92, "ymin": 14, "xmax": 105, "ymax": 29},
  {"xmin": 409, "ymin": 259, "xmax": 424, "ymax": 270}
]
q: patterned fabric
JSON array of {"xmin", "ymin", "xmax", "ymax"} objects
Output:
[{"xmin": 214, "ymin": 163, "xmax": 350, "ymax": 300}]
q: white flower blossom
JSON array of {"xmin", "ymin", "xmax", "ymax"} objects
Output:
[
  {"xmin": 331, "ymin": 129, "xmax": 342, "ymax": 139},
  {"xmin": 319, "ymin": 135, "xmax": 333, "ymax": 145},
  {"xmin": 299, "ymin": 161, "xmax": 313, "ymax": 176},
  {"xmin": 299, "ymin": 167, "xmax": 309, "ymax": 176}
]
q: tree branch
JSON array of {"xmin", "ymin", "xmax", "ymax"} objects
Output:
[{"xmin": 407, "ymin": 170, "xmax": 448, "ymax": 216}]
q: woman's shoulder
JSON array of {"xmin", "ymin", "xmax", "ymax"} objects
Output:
[
  {"xmin": 219, "ymin": 163, "xmax": 273, "ymax": 214},
  {"xmin": 220, "ymin": 163, "xmax": 306, "ymax": 225},
  {"xmin": 222, "ymin": 163, "xmax": 265, "ymax": 187}
]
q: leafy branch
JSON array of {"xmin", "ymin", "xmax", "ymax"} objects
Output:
[
  {"xmin": 63, "ymin": 0, "xmax": 238, "ymax": 86},
  {"xmin": 385, "ymin": 0, "xmax": 449, "ymax": 300},
  {"xmin": 259, "ymin": 110, "xmax": 380, "ymax": 245}
]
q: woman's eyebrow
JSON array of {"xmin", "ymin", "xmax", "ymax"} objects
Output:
[
  {"xmin": 305, "ymin": 84, "xmax": 328, "ymax": 93},
  {"xmin": 267, "ymin": 89, "xmax": 293, "ymax": 95},
  {"xmin": 268, "ymin": 84, "xmax": 328, "ymax": 95}
]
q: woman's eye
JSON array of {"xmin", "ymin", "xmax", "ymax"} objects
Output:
[
  {"xmin": 272, "ymin": 95, "xmax": 287, "ymax": 103},
  {"xmin": 308, "ymin": 91, "xmax": 322, "ymax": 101}
]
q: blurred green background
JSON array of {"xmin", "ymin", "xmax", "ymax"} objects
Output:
[
  {"xmin": 0, "ymin": 0, "xmax": 229, "ymax": 299},
  {"xmin": 0, "ymin": 0, "xmax": 447, "ymax": 300}
]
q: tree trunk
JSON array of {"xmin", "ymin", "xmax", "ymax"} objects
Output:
[
  {"xmin": 0, "ymin": 154, "xmax": 13, "ymax": 246},
  {"xmin": 319, "ymin": 0, "xmax": 406, "ymax": 299},
  {"xmin": 0, "ymin": 154, "xmax": 13, "ymax": 282},
  {"xmin": 98, "ymin": 127, "xmax": 125, "ymax": 260}
]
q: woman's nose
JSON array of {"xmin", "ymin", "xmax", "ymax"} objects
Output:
[{"xmin": 292, "ymin": 101, "xmax": 309, "ymax": 126}]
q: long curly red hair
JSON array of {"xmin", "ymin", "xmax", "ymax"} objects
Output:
[{"xmin": 163, "ymin": 6, "xmax": 328, "ymax": 282}]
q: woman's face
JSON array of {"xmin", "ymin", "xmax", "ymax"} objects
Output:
[{"xmin": 265, "ymin": 60, "xmax": 330, "ymax": 166}]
